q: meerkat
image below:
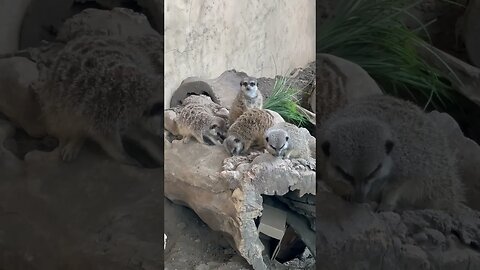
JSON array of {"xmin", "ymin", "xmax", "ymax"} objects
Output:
[
  {"xmin": 318, "ymin": 94, "xmax": 465, "ymax": 212},
  {"xmin": 182, "ymin": 94, "xmax": 229, "ymax": 120},
  {"xmin": 224, "ymin": 108, "xmax": 284, "ymax": 156},
  {"xmin": 228, "ymin": 77, "xmax": 263, "ymax": 124},
  {"xmin": 34, "ymin": 34, "xmax": 163, "ymax": 166},
  {"xmin": 264, "ymin": 122, "xmax": 312, "ymax": 159},
  {"xmin": 176, "ymin": 103, "xmax": 227, "ymax": 146}
]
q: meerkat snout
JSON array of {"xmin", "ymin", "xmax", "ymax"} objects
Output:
[
  {"xmin": 320, "ymin": 119, "xmax": 395, "ymax": 203},
  {"xmin": 223, "ymin": 136, "xmax": 243, "ymax": 155}
]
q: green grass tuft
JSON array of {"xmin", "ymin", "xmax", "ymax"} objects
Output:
[
  {"xmin": 263, "ymin": 77, "xmax": 309, "ymax": 126},
  {"xmin": 317, "ymin": 0, "xmax": 457, "ymax": 109}
]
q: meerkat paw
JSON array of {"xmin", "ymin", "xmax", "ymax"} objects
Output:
[{"xmin": 59, "ymin": 139, "xmax": 84, "ymax": 162}]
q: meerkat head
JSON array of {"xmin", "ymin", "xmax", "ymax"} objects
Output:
[
  {"xmin": 264, "ymin": 128, "xmax": 289, "ymax": 157},
  {"xmin": 223, "ymin": 135, "xmax": 244, "ymax": 156},
  {"xmin": 240, "ymin": 78, "xmax": 259, "ymax": 98},
  {"xmin": 320, "ymin": 118, "xmax": 395, "ymax": 203},
  {"xmin": 203, "ymin": 117, "xmax": 227, "ymax": 145}
]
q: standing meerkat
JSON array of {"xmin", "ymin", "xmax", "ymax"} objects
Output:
[
  {"xmin": 224, "ymin": 108, "xmax": 284, "ymax": 156},
  {"xmin": 264, "ymin": 122, "xmax": 313, "ymax": 159},
  {"xmin": 176, "ymin": 103, "xmax": 227, "ymax": 146},
  {"xmin": 228, "ymin": 77, "xmax": 263, "ymax": 124},
  {"xmin": 318, "ymin": 94, "xmax": 465, "ymax": 212},
  {"xmin": 34, "ymin": 35, "xmax": 162, "ymax": 166}
]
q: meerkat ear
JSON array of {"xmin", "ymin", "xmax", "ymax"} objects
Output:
[
  {"xmin": 321, "ymin": 141, "xmax": 330, "ymax": 157},
  {"xmin": 385, "ymin": 140, "xmax": 394, "ymax": 154}
]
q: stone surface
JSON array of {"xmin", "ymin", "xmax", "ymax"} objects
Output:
[
  {"xmin": 463, "ymin": 0, "xmax": 480, "ymax": 67},
  {"xmin": 316, "ymin": 188, "xmax": 480, "ymax": 270},
  {"xmin": 428, "ymin": 111, "xmax": 480, "ymax": 211},
  {"xmin": 0, "ymin": 57, "xmax": 46, "ymax": 138},
  {"xmin": 164, "ymin": 0, "xmax": 315, "ymax": 108},
  {"xmin": 0, "ymin": 0, "xmax": 31, "ymax": 54},
  {"xmin": 164, "ymin": 139, "xmax": 316, "ymax": 270},
  {"xmin": 0, "ymin": 125, "xmax": 164, "ymax": 269}
]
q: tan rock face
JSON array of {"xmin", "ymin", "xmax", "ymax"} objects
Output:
[
  {"xmin": 164, "ymin": 0, "xmax": 316, "ymax": 108},
  {"xmin": 0, "ymin": 57, "xmax": 46, "ymax": 138}
]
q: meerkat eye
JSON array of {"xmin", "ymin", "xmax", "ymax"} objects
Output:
[
  {"xmin": 234, "ymin": 138, "xmax": 240, "ymax": 143},
  {"xmin": 335, "ymin": 166, "xmax": 354, "ymax": 183},
  {"xmin": 211, "ymin": 124, "xmax": 218, "ymax": 129},
  {"xmin": 265, "ymin": 137, "xmax": 269, "ymax": 142},
  {"xmin": 242, "ymin": 82, "xmax": 248, "ymax": 87},
  {"xmin": 367, "ymin": 163, "xmax": 383, "ymax": 180},
  {"xmin": 285, "ymin": 136, "xmax": 289, "ymax": 142}
]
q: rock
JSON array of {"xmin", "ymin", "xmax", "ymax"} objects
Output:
[
  {"xmin": 137, "ymin": 0, "xmax": 163, "ymax": 33},
  {"xmin": 56, "ymin": 7, "xmax": 159, "ymax": 43},
  {"xmin": 164, "ymin": 137, "xmax": 315, "ymax": 269},
  {"xmin": 0, "ymin": 0, "xmax": 31, "ymax": 54},
  {"xmin": 417, "ymin": 43, "xmax": 480, "ymax": 106},
  {"xmin": 316, "ymin": 188, "xmax": 480, "ymax": 269},
  {"xmin": 0, "ymin": 57, "xmax": 46, "ymax": 138},
  {"xmin": 169, "ymin": 70, "xmax": 248, "ymax": 109},
  {"xmin": 463, "ymin": 0, "xmax": 480, "ymax": 67},
  {"xmin": 316, "ymin": 54, "xmax": 382, "ymax": 124},
  {"xmin": 164, "ymin": 110, "xmax": 178, "ymax": 135},
  {"xmin": 19, "ymin": 0, "xmax": 74, "ymax": 49},
  {"xmin": 427, "ymin": 111, "xmax": 480, "ymax": 210}
]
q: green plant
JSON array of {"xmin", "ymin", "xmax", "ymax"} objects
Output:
[
  {"xmin": 263, "ymin": 76, "xmax": 309, "ymax": 126},
  {"xmin": 317, "ymin": 0, "xmax": 458, "ymax": 109}
]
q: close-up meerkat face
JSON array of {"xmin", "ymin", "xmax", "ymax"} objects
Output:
[
  {"xmin": 320, "ymin": 119, "xmax": 395, "ymax": 203},
  {"xmin": 265, "ymin": 128, "xmax": 289, "ymax": 157},
  {"xmin": 203, "ymin": 118, "xmax": 227, "ymax": 145},
  {"xmin": 223, "ymin": 135, "xmax": 244, "ymax": 156},
  {"xmin": 240, "ymin": 78, "xmax": 259, "ymax": 97}
]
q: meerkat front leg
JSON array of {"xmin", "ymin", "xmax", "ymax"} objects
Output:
[
  {"xmin": 59, "ymin": 137, "xmax": 85, "ymax": 162},
  {"xmin": 377, "ymin": 187, "xmax": 402, "ymax": 212},
  {"xmin": 95, "ymin": 131, "xmax": 141, "ymax": 167}
]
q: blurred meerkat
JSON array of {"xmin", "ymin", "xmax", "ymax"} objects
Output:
[
  {"xmin": 264, "ymin": 122, "xmax": 312, "ymax": 159},
  {"xmin": 229, "ymin": 77, "xmax": 263, "ymax": 124},
  {"xmin": 224, "ymin": 108, "xmax": 284, "ymax": 156},
  {"xmin": 34, "ymin": 35, "xmax": 163, "ymax": 166},
  {"xmin": 318, "ymin": 94, "xmax": 465, "ymax": 212},
  {"xmin": 176, "ymin": 103, "xmax": 227, "ymax": 146}
]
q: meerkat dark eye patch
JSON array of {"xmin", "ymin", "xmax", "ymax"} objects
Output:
[
  {"xmin": 321, "ymin": 141, "xmax": 330, "ymax": 157},
  {"xmin": 335, "ymin": 166, "xmax": 354, "ymax": 183},
  {"xmin": 242, "ymin": 82, "xmax": 248, "ymax": 87},
  {"xmin": 366, "ymin": 163, "xmax": 383, "ymax": 180},
  {"xmin": 265, "ymin": 137, "xmax": 269, "ymax": 142},
  {"xmin": 210, "ymin": 124, "xmax": 218, "ymax": 129},
  {"xmin": 385, "ymin": 140, "xmax": 394, "ymax": 154},
  {"xmin": 234, "ymin": 138, "xmax": 240, "ymax": 143},
  {"xmin": 286, "ymin": 136, "xmax": 289, "ymax": 141},
  {"xmin": 249, "ymin": 82, "xmax": 256, "ymax": 86}
]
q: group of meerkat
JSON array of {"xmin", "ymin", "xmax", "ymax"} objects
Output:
[
  {"xmin": 318, "ymin": 94, "xmax": 465, "ymax": 212},
  {"xmin": 223, "ymin": 77, "xmax": 313, "ymax": 159}
]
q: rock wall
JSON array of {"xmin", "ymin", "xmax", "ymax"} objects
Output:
[
  {"xmin": 164, "ymin": 0, "xmax": 316, "ymax": 108},
  {"xmin": 0, "ymin": 0, "xmax": 31, "ymax": 54}
]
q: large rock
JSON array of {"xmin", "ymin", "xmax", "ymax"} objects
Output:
[
  {"xmin": 316, "ymin": 185, "xmax": 480, "ymax": 270},
  {"xmin": 316, "ymin": 54, "xmax": 382, "ymax": 124},
  {"xmin": 0, "ymin": 0, "xmax": 31, "ymax": 54},
  {"xmin": 463, "ymin": 0, "xmax": 480, "ymax": 67},
  {"xmin": 164, "ymin": 138, "xmax": 316, "ymax": 270},
  {"xmin": 0, "ymin": 57, "xmax": 46, "ymax": 138}
]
